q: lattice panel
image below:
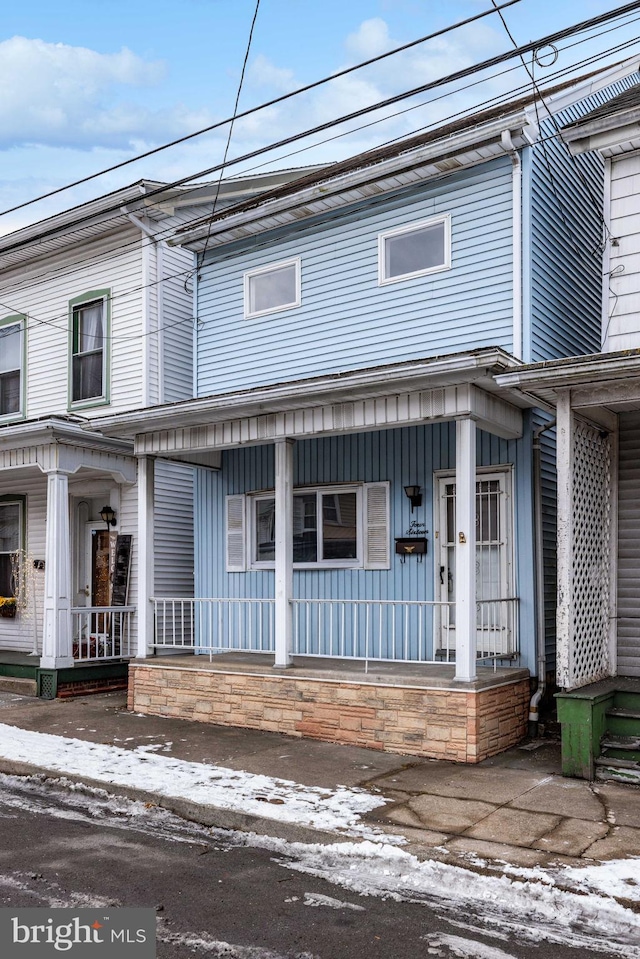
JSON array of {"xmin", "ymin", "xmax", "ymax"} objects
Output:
[{"xmin": 569, "ymin": 421, "xmax": 612, "ymax": 688}]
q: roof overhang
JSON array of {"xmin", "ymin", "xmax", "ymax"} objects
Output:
[
  {"xmin": 0, "ymin": 417, "xmax": 135, "ymax": 481},
  {"xmin": 495, "ymin": 349, "xmax": 640, "ymax": 421},
  {"xmin": 89, "ymin": 349, "xmax": 526, "ymax": 457},
  {"xmin": 562, "ymin": 108, "xmax": 640, "ymax": 156},
  {"xmin": 172, "ymin": 115, "xmax": 536, "ymax": 253}
]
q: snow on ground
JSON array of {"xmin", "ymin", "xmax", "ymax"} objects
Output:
[
  {"xmin": 0, "ymin": 768, "xmax": 639, "ymax": 956},
  {"xmin": 259, "ymin": 838, "xmax": 640, "ymax": 957},
  {"xmin": 0, "ymin": 723, "xmax": 391, "ymax": 839}
]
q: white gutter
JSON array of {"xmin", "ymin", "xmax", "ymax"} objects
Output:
[
  {"xmin": 496, "ymin": 349, "xmax": 640, "ymax": 390},
  {"xmin": 501, "ymin": 130, "xmax": 522, "ymax": 361}
]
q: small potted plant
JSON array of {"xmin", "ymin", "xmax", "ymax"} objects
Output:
[{"xmin": 0, "ymin": 597, "xmax": 17, "ymax": 618}]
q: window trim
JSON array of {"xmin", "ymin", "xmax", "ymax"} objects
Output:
[
  {"xmin": 249, "ymin": 483, "xmax": 363, "ymax": 570},
  {"xmin": 68, "ymin": 289, "xmax": 111, "ymax": 411},
  {"xmin": 243, "ymin": 257, "xmax": 301, "ymax": 320},
  {"xmin": 0, "ymin": 314, "xmax": 26, "ymax": 424},
  {"xmin": 378, "ymin": 214, "xmax": 451, "ymax": 286},
  {"xmin": 0, "ymin": 494, "xmax": 26, "ymax": 599}
]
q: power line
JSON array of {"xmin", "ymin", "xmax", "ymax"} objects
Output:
[
  {"xmin": 5, "ymin": 28, "xmax": 640, "ymax": 344},
  {"xmin": 0, "ymin": 0, "xmax": 523, "ymax": 222},
  {"xmin": 2, "ymin": 0, "xmax": 638, "ymax": 266}
]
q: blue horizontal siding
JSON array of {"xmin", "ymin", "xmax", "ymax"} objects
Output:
[
  {"xmin": 196, "ymin": 158, "xmax": 513, "ymax": 395},
  {"xmin": 529, "ymin": 74, "xmax": 640, "ymax": 362},
  {"xmin": 194, "ymin": 422, "xmax": 536, "ymax": 670}
]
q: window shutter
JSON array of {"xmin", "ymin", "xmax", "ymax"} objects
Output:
[
  {"xmin": 226, "ymin": 495, "xmax": 246, "ymax": 572},
  {"xmin": 363, "ymin": 482, "xmax": 390, "ymax": 569}
]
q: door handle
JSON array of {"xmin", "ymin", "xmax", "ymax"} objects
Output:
[{"xmin": 439, "ymin": 566, "xmax": 445, "ymax": 585}]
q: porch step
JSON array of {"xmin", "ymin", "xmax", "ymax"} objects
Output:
[
  {"xmin": 0, "ymin": 676, "xmax": 38, "ymax": 697},
  {"xmin": 595, "ymin": 755, "xmax": 640, "ymax": 785},
  {"xmin": 600, "ymin": 735, "xmax": 640, "ymax": 763}
]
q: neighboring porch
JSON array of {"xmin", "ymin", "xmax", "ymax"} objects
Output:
[{"xmin": 0, "ymin": 418, "xmax": 142, "ymax": 695}]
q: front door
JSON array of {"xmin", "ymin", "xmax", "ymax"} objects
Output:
[{"xmin": 436, "ymin": 470, "xmax": 514, "ymax": 657}]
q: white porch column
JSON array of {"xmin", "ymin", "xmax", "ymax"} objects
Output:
[
  {"xmin": 41, "ymin": 471, "xmax": 73, "ymax": 669},
  {"xmin": 455, "ymin": 418, "xmax": 477, "ymax": 682},
  {"xmin": 137, "ymin": 455, "xmax": 155, "ymax": 658},
  {"xmin": 555, "ymin": 390, "xmax": 573, "ymax": 689},
  {"xmin": 274, "ymin": 438, "xmax": 294, "ymax": 668}
]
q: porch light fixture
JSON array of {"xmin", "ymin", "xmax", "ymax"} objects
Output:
[
  {"xmin": 404, "ymin": 485, "xmax": 422, "ymax": 512},
  {"xmin": 99, "ymin": 505, "xmax": 117, "ymax": 528}
]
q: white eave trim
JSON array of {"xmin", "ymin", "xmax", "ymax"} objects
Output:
[
  {"xmin": 89, "ymin": 349, "xmax": 523, "ymax": 438},
  {"xmin": 172, "ymin": 114, "xmax": 532, "ymax": 251},
  {"xmin": 495, "ymin": 351, "xmax": 640, "ymax": 391},
  {"xmin": 0, "ymin": 417, "xmax": 134, "ymax": 456}
]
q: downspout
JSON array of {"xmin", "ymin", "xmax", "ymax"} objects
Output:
[
  {"xmin": 501, "ymin": 130, "xmax": 522, "ymax": 361},
  {"xmin": 530, "ymin": 418, "xmax": 556, "ymax": 737}
]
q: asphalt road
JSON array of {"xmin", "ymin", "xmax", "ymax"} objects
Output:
[{"xmin": 0, "ymin": 773, "xmax": 632, "ymax": 959}]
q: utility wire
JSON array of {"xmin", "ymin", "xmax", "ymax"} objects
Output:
[
  {"xmin": 0, "ymin": 0, "xmax": 522, "ymax": 222},
  {"xmin": 5, "ymin": 24, "xmax": 640, "ymax": 341},
  {"xmin": 1, "ymin": 0, "xmax": 639, "ymax": 259}
]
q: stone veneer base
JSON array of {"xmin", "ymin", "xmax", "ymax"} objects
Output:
[{"xmin": 128, "ymin": 663, "xmax": 530, "ymax": 763}]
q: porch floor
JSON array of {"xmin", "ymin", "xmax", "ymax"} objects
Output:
[{"xmin": 147, "ymin": 651, "xmax": 529, "ymax": 691}]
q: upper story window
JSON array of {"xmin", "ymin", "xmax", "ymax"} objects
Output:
[
  {"xmin": 0, "ymin": 317, "xmax": 24, "ymax": 421},
  {"xmin": 69, "ymin": 291, "xmax": 110, "ymax": 408},
  {"xmin": 244, "ymin": 258, "xmax": 301, "ymax": 319},
  {"xmin": 378, "ymin": 215, "xmax": 451, "ymax": 285},
  {"xmin": 0, "ymin": 498, "xmax": 23, "ymax": 597}
]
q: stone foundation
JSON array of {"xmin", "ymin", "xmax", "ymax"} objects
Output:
[{"xmin": 128, "ymin": 662, "xmax": 529, "ymax": 763}]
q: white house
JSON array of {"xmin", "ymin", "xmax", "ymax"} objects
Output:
[
  {"xmin": 0, "ymin": 171, "xmax": 310, "ymax": 696},
  {"xmin": 496, "ymin": 84, "xmax": 640, "ymax": 781}
]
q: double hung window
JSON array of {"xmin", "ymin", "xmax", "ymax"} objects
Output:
[
  {"xmin": 0, "ymin": 318, "xmax": 24, "ymax": 419},
  {"xmin": 70, "ymin": 293, "xmax": 109, "ymax": 405},
  {"xmin": 0, "ymin": 499, "xmax": 22, "ymax": 597}
]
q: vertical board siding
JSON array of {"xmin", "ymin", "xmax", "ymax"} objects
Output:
[
  {"xmin": 606, "ymin": 151, "xmax": 640, "ymax": 351},
  {"xmin": 617, "ymin": 412, "xmax": 640, "ymax": 676},
  {"xmin": 196, "ymin": 159, "xmax": 514, "ymax": 395},
  {"xmin": 532, "ymin": 411, "xmax": 557, "ymax": 676},
  {"xmin": 529, "ymin": 75, "xmax": 639, "ymax": 362},
  {"xmin": 154, "ymin": 460, "xmax": 194, "ymax": 596},
  {"xmin": 194, "ymin": 423, "xmax": 536, "ymax": 670}
]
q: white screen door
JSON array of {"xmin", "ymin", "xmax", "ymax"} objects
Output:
[{"xmin": 436, "ymin": 470, "xmax": 514, "ymax": 657}]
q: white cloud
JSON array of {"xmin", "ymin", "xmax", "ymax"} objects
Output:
[
  {"xmin": 345, "ymin": 18, "xmax": 393, "ymax": 60},
  {"xmin": 0, "ymin": 36, "xmax": 196, "ymax": 149}
]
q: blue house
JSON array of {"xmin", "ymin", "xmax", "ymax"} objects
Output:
[{"xmin": 95, "ymin": 62, "xmax": 640, "ymax": 762}]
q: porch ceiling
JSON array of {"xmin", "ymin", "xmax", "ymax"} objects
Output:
[{"xmin": 90, "ymin": 349, "xmax": 525, "ymax": 457}]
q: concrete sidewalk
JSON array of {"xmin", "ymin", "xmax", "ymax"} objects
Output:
[{"xmin": 0, "ymin": 689, "xmax": 639, "ymax": 869}]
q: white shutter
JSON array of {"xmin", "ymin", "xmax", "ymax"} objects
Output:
[
  {"xmin": 363, "ymin": 482, "xmax": 390, "ymax": 569},
  {"xmin": 226, "ymin": 495, "xmax": 246, "ymax": 572}
]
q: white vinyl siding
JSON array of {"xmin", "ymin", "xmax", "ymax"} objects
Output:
[{"xmin": 605, "ymin": 151, "xmax": 640, "ymax": 352}]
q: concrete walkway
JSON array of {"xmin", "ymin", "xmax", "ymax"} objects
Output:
[{"xmin": 0, "ymin": 690, "xmax": 639, "ymax": 868}]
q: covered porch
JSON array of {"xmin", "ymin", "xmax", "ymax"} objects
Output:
[
  {"xmin": 95, "ymin": 349, "xmax": 534, "ymax": 761},
  {"xmin": 0, "ymin": 418, "xmax": 141, "ymax": 695}
]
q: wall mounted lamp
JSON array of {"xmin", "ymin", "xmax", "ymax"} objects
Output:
[
  {"xmin": 403, "ymin": 485, "xmax": 422, "ymax": 512},
  {"xmin": 100, "ymin": 505, "xmax": 117, "ymax": 528}
]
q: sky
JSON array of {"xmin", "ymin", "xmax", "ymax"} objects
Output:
[{"xmin": 0, "ymin": 0, "xmax": 638, "ymax": 232}]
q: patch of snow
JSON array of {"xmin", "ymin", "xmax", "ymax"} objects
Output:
[
  {"xmin": 0, "ymin": 724, "xmax": 392, "ymax": 839},
  {"xmin": 302, "ymin": 892, "xmax": 364, "ymax": 911},
  {"xmin": 423, "ymin": 934, "xmax": 517, "ymax": 958}
]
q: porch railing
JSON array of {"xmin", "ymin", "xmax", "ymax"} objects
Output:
[
  {"xmin": 151, "ymin": 597, "xmax": 519, "ymax": 667},
  {"xmin": 71, "ymin": 606, "xmax": 136, "ymax": 662}
]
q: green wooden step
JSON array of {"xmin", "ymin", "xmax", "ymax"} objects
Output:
[{"xmin": 595, "ymin": 756, "xmax": 640, "ymax": 785}]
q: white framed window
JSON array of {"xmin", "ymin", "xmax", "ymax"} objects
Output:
[
  {"xmin": 378, "ymin": 215, "xmax": 451, "ymax": 285},
  {"xmin": 225, "ymin": 482, "xmax": 390, "ymax": 572},
  {"xmin": 0, "ymin": 317, "xmax": 24, "ymax": 421},
  {"xmin": 244, "ymin": 258, "xmax": 301, "ymax": 319},
  {"xmin": 0, "ymin": 497, "xmax": 24, "ymax": 598},
  {"xmin": 69, "ymin": 289, "xmax": 110, "ymax": 408}
]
